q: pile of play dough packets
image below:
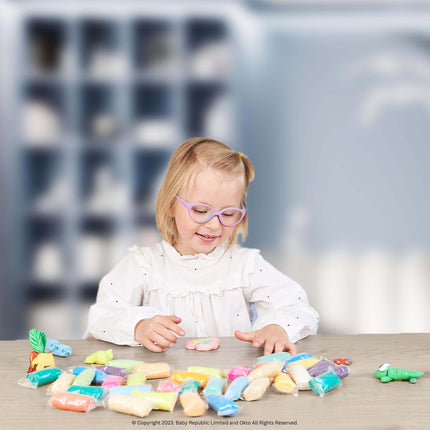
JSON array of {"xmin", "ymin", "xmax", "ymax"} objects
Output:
[{"xmin": 19, "ymin": 332, "xmax": 351, "ymax": 418}]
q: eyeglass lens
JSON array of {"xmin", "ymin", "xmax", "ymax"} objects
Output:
[{"xmin": 189, "ymin": 204, "xmax": 243, "ymax": 226}]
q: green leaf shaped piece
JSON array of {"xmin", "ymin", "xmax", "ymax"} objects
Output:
[{"xmin": 29, "ymin": 328, "xmax": 47, "ymax": 353}]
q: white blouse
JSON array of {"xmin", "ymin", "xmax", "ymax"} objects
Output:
[{"xmin": 84, "ymin": 241, "xmax": 319, "ymax": 346}]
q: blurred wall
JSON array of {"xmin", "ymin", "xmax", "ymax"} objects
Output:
[{"xmin": 1, "ymin": 0, "xmax": 430, "ymax": 340}]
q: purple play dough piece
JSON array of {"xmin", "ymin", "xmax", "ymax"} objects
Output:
[
  {"xmin": 95, "ymin": 365, "xmax": 130, "ymax": 377},
  {"xmin": 307, "ymin": 359, "xmax": 349, "ymax": 378}
]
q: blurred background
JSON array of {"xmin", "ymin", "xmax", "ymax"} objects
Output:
[{"xmin": 1, "ymin": 0, "xmax": 430, "ymax": 340}]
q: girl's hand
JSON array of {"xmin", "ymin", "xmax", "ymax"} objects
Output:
[
  {"xmin": 234, "ymin": 324, "xmax": 297, "ymax": 356},
  {"xmin": 134, "ymin": 315, "xmax": 185, "ymax": 352}
]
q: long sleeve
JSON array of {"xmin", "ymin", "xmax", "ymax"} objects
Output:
[
  {"xmin": 83, "ymin": 249, "xmax": 162, "ymax": 346},
  {"xmin": 243, "ymin": 253, "xmax": 319, "ymax": 343}
]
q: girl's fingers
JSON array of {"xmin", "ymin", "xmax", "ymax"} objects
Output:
[
  {"xmin": 150, "ymin": 332, "xmax": 173, "ymax": 349},
  {"xmin": 141, "ymin": 337, "xmax": 165, "ymax": 353},
  {"xmin": 164, "ymin": 318, "xmax": 185, "ymax": 337},
  {"xmin": 287, "ymin": 343, "xmax": 297, "ymax": 355},
  {"xmin": 155, "ymin": 325, "xmax": 179, "ymax": 344},
  {"xmin": 263, "ymin": 340, "xmax": 275, "ymax": 355},
  {"xmin": 274, "ymin": 341, "xmax": 285, "ymax": 353}
]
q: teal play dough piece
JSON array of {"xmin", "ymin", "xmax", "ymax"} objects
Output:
[
  {"xmin": 309, "ymin": 371, "xmax": 341, "ymax": 396},
  {"xmin": 67, "ymin": 385, "xmax": 105, "ymax": 401},
  {"xmin": 179, "ymin": 379, "xmax": 201, "ymax": 395},
  {"xmin": 72, "ymin": 368, "xmax": 95, "ymax": 386},
  {"xmin": 26, "ymin": 367, "xmax": 62, "ymax": 386},
  {"xmin": 256, "ymin": 352, "xmax": 291, "ymax": 363},
  {"xmin": 203, "ymin": 377, "xmax": 226, "ymax": 397}
]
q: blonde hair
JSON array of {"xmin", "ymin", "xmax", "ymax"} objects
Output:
[{"xmin": 156, "ymin": 137, "xmax": 255, "ymax": 247}]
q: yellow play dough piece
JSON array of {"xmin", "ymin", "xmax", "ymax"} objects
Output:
[
  {"xmin": 107, "ymin": 394, "xmax": 153, "ymax": 417},
  {"xmin": 84, "ymin": 349, "xmax": 113, "ymax": 365},
  {"xmin": 171, "ymin": 371, "xmax": 208, "ymax": 388},
  {"xmin": 243, "ymin": 377, "xmax": 271, "ymax": 401},
  {"xmin": 127, "ymin": 372, "xmax": 146, "ymax": 385},
  {"xmin": 273, "ymin": 373, "xmax": 296, "ymax": 394},
  {"xmin": 47, "ymin": 373, "xmax": 75, "ymax": 395},
  {"xmin": 286, "ymin": 357, "xmax": 319, "ymax": 369}
]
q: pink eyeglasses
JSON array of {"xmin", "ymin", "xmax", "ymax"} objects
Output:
[{"xmin": 175, "ymin": 196, "xmax": 246, "ymax": 227}]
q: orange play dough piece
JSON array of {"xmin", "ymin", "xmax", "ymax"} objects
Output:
[{"xmin": 49, "ymin": 392, "xmax": 95, "ymax": 412}]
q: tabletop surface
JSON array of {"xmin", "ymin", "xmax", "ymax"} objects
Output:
[{"xmin": 1, "ymin": 334, "xmax": 429, "ymax": 430}]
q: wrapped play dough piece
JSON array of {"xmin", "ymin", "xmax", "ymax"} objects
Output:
[
  {"xmin": 256, "ymin": 352, "xmax": 290, "ymax": 363},
  {"xmin": 224, "ymin": 376, "xmax": 250, "ymax": 401},
  {"xmin": 72, "ymin": 368, "xmax": 95, "ymax": 386},
  {"xmin": 286, "ymin": 357, "xmax": 319, "ymax": 370},
  {"xmin": 309, "ymin": 371, "xmax": 341, "ymax": 397},
  {"xmin": 203, "ymin": 377, "xmax": 226, "ymax": 397},
  {"xmin": 188, "ymin": 366, "xmax": 224, "ymax": 378},
  {"xmin": 96, "ymin": 365, "xmax": 129, "ymax": 378},
  {"xmin": 108, "ymin": 360, "xmax": 144, "ymax": 372},
  {"xmin": 287, "ymin": 364, "xmax": 312, "ymax": 390},
  {"xmin": 243, "ymin": 377, "xmax": 271, "ymax": 401},
  {"xmin": 171, "ymin": 371, "xmax": 208, "ymax": 388},
  {"xmin": 206, "ymin": 394, "xmax": 239, "ymax": 416},
  {"xmin": 179, "ymin": 392, "xmax": 208, "ymax": 417},
  {"xmin": 273, "ymin": 373, "xmax": 296, "ymax": 394},
  {"xmin": 107, "ymin": 394, "xmax": 153, "ymax": 417},
  {"xmin": 134, "ymin": 363, "xmax": 171, "ymax": 379},
  {"xmin": 248, "ymin": 361, "xmax": 283, "ymax": 380},
  {"xmin": 84, "ymin": 349, "xmax": 113, "ymax": 365},
  {"xmin": 21, "ymin": 367, "xmax": 62, "ymax": 388},
  {"xmin": 47, "ymin": 372, "xmax": 75, "ymax": 394},
  {"xmin": 127, "ymin": 372, "xmax": 146, "ymax": 385},
  {"xmin": 102, "ymin": 375, "xmax": 123, "ymax": 389},
  {"xmin": 283, "ymin": 353, "xmax": 313, "ymax": 368},
  {"xmin": 67, "ymin": 386, "xmax": 104, "ymax": 401},
  {"xmin": 307, "ymin": 359, "xmax": 349, "ymax": 379},
  {"xmin": 228, "ymin": 366, "xmax": 252, "ymax": 381},
  {"xmin": 157, "ymin": 380, "xmax": 181, "ymax": 393},
  {"xmin": 72, "ymin": 366, "xmax": 107, "ymax": 384},
  {"xmin": 133, "ymin": 390, "xmax": 177, "ymax": 412},
  {"xmin": 108, "ymin": 385, "xmax": 152, "ymax": 397},
  {"xmin": 49, "ymin": 392, "xmax": 95, "ymax": 412}
]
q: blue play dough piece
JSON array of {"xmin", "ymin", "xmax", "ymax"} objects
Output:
[
  {"xmin": 283, "ymin": 353, "xmax": 313, "ymax": 370},
  {"xmin": 224, "ymin": 376, "xmax": 250, "ymax": 401},
  {"xmin": 45, "ymin": 339, "xmax": 72, "ymax": 357},
  {"xmin": 107, "ymin": 385, "xmax": 152, "ymax": 397},
  {"xmin": 256, "ymin": 352, "xmax": 291, "ymax": 363},
  {"xmin": 206, "ymin": 394, "xmax": 239, "ymax": 416}
]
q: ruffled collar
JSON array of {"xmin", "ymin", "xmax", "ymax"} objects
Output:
[{"xmin": 161, "ymin": 240, "xmax": 228, "ymax": 262}]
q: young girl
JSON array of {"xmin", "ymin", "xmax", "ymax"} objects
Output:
[{"xmin": 84, "ymin": 137, "xmax": 319, "ymax": 355}]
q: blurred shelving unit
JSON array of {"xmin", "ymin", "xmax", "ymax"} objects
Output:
[{"xmin": 11, "ymin": 3, "xmax": 237, "ymax": 338}]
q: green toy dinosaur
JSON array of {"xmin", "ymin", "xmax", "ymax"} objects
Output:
[{"xmin": 374, "ymin": 363, "xmax": 424, "ymax": 383}]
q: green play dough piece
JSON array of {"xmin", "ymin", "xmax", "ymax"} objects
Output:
[
  {"xmin": 72, "ymin": 368, "xmax": 96, "ymax": 386},
  {"xmin": 29, "ymin": 328, "xmax": 46, "ymax": 353}
]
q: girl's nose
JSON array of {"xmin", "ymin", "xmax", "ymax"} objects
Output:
[{"xmin": 206, "ymin": 214, "xmax": 222, "ymax": 228}]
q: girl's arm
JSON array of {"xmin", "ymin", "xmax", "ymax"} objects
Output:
[
  {"xmin": 83, "ymin": 250, "xmax": 164, "ymax": 346},
  {"xmin": 240, "ymin": 253, "xmax": 319, "ymax": 353}
]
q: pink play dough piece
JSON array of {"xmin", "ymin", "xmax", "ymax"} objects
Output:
[{"xmin": 184, "ymin": 337, "xmax": 220, "ymax": 351}]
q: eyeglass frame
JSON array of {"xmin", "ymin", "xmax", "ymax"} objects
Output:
[{"xmin": 175, "ymin": 195, "xmax": 246, "ymax": 227}]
